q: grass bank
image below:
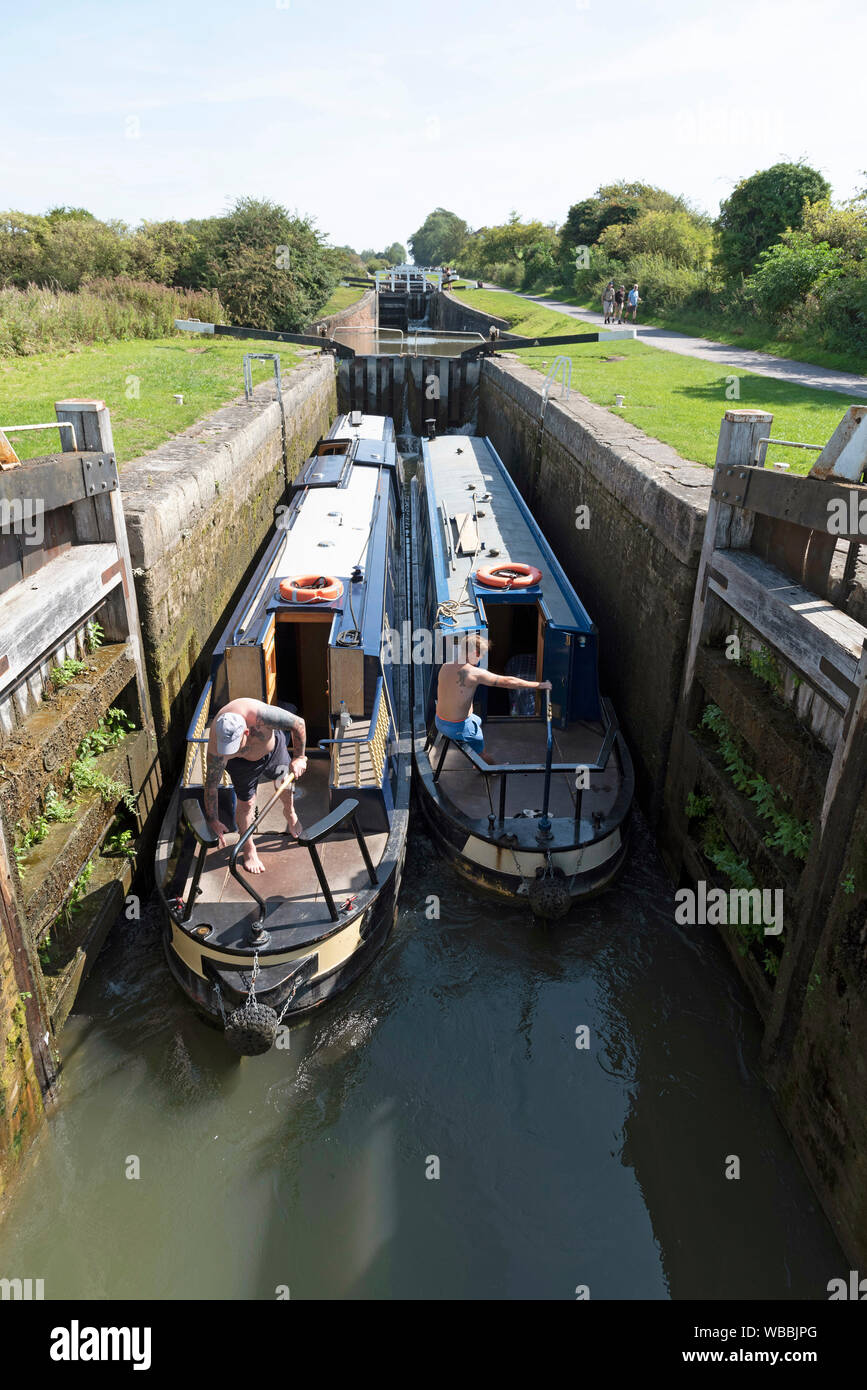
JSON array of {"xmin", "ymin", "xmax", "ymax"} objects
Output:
[
  {"xmin": 0, "ymin": 336, "xmax": 305, "ymax": 465},
  {"xmin": 317, "ymin": 284, "xmax": 367, "ymax": 317},
  {"xmin": 517, "ymin": 280, "xmax": 867, "ymax": 378},
  {"xmin": 448, "ymin": 289, "xmax": 852, "ymax": 470},
  {"xmin": 514, "ymin": 339, "xmax": 850, "ymax": 471}
]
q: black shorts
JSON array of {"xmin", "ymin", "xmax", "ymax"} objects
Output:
[{"xmin": 226, "ymin": 729, "xmax": 291, "ymax": 803}]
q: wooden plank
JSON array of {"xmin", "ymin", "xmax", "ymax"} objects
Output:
[
  {"xmin": 708, "ymin": 548, "xmax": 867, "ymax": 711},
  {"xmin": 329, "ymin": 645, "xmax": 364, "ymax": 715},
  {"xmin": 733, "ymin": 464, "xmax": 867, "ymax": 540},
  {"xmin": 55, "ymin": 401, "xmax": 154, "ymax": 733},
  {"xmin": 681, "ymin": 412, "xmax": 773, "ymax": 711},
  {"xmin": 452, "ymin": 512, "xmax": 479, "ymax": 556},
  {"xmin": 810, "ymin": 404, "xmax": 867, "ymax": 480},
  {"xmin": 0, "ymin": 543, "xmax": 120, "ymax": 695},
  {"xmin": 224, "ymin": 643, "xmax": 265, "ymax": 703}
]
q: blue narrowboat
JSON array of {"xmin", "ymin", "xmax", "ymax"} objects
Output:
[{"xmin": 410, "ymin": 432, "xmax": 633, "ymax": 918}]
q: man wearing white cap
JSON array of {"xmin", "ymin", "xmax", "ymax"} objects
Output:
[{"xmin": 204, "ymin": 697, "xmax": 307, "ymax": 875}]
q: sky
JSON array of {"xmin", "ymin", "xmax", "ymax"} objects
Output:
[{"xmin": 2, "ymin": 0, "xmax": 865, "ymax": 252}]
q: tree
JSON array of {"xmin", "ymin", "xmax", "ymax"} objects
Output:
[
  {"xmin": 716, "ymin": 162, "xmax": 831, "ymax": 277},
  {"xmin": 383, "ymin": 242, "xmax": 406, "ymax": 265},
  {"xmin": 35, "ymin": 215, "xmax": 130, "ymax": 290},
  {"xmin": 128, "ymin": 220, "xmax": 201, "ymax": 284},
  {"xmin": 597, "ymin": 210, "xmax": 713, "ymax": 270},
  {"xmin": 205, "ymin": 198, "xmax": 338, "ymax": 329},
  {"xmin": 558, "ymin": 183, "xmax": 703, "ymax": 270},
  {"xmin": 408, "ymin": 209, "xmax": 468, "ymax": 266}
]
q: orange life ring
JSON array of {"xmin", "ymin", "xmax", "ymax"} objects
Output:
[
  {"xmin": 279, "ymin": 573, "xmax": 344, "ymax": 604},
  {"xmin": 474, "ymin": 562, "xmax": 542, "ymax": 590}
]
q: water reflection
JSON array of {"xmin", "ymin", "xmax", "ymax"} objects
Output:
[{"xmin": 332, "ymin": 327, "xmax": 485, "ymax": 358}]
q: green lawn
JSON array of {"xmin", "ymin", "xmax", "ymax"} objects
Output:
[
  {"xmin": 514, "ymin": 339, "xmax": 850, "ymax": 470},
  {"xmin": 0, "ymin": 336, "xmax": 305, "ymax": 465},
  {"xmin": 318, "ymin": 284, "xmax": 367, "ymax": 316},
  {"xmin": 448, "ymin": 288, "xmax": 852, "ymax": 470}
]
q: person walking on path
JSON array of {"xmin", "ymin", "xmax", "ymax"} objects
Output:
[
  {"xmin": 602, "ymin": 280, "xmax": 615, "ymax": 324},
  {"xmin": 614, "ymin": 285, "xmax": 625, "ymax": 324},
  {"xmin": 627, "ymin": 284, "xmax": 640, "ymax": 322}
]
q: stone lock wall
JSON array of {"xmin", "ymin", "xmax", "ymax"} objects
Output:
[{"xmin": 431, "ymin": 290, "xmax": 511, "ymax": 338}]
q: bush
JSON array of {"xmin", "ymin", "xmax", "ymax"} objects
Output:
[
  {"xmin": 0, "ymin": 279, "xmax": 224, "ymax": 357},
  {"xmin": 813, "ymin": 272, "xmax": 867, "ymax": 354},
  {"xmin": 744, "ymin": 236, "xmax": 844, "ymax": 317},
  {"xmin": 577, "ymin": 251, "xmax": 718, "ymax": 317}
]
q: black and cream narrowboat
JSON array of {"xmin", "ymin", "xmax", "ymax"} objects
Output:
[
  {"xmin": 155, "ymin": 412, "xmax": 410, "ymax": 1053},
  {"xmin": 410, "ymin": 432, "xmax": 634, "ymax": 918}
]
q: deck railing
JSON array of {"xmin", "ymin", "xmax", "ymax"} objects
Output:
[
  {"xmin": 432, "ymin": 697, "xmax": 621, "ymax": 841},
  {"xmin": 319, "ymin": 676, "xmax": 390, "ymax": 789}
]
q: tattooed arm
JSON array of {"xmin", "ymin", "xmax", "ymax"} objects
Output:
[
  {"xmin": 251, "ymin": 701, "xmax": 307, "ymax": 774},
  {"xmin": 204, "ymin": 750, "xmax": 230, "ymax": 845}
]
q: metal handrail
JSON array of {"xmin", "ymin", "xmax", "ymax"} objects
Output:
[
  {"xmin": 318, "ymin": 678, "xmax": 386, "ymax": 784},
  {"xmin": 541, "ymin": 355, "xmax": 572, "ymax": 408},
  {"xmin": 227, "ymin": 772, "xmax": 378, "ymax": 938},
  {"xmin": 538, "ymin": 689, "xmax": 554, "ymax": 832},
  {"xmin": 751, "ymin": 437, "xmax": 824, "ymax": 467},
  {"xmin": 229, "ymin": 772, "xmax": 295, "ymax": 940},
  {"xmin": 433, "ymin": 698, "xmax": 620, "ymax": 840}
]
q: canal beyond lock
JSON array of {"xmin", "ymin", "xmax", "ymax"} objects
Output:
[{"xmin": 0, "ymin": 810, "xmax": 843, "ymax": 1299}]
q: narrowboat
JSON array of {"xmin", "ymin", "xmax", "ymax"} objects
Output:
[
  {"xmin": 410, "ymin": 433, "xmax": 634, "ymax": 918},
  {"xmin": 155, "ymin": 412, "xmax": 410, "ymax": 1053}
]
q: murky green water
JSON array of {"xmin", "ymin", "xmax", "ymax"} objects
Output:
[{"xmin": 0, "ymin": 814, "xmax": 843, "ymax": 1299}]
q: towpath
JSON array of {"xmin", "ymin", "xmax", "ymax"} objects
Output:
[{"xmin": 477, "ymin": 285, "xmax": 867, "ymax": 400}]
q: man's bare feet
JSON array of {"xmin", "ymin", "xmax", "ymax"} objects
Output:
[
  {"xmin": 481, "ymin": 749, "xmax": 498, "ymax": 766},
  {"xmin": 241, "ymin": 849, "xmax": 266, "ymax": 874},
  {"xmin": 284, "ymin": 810, "xmax": 303, "ymax": 839}
]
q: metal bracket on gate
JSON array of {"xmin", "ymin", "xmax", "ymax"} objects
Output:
[{"xmin": 80, "ymin": 453, "xmax": 119, "ymax": 496}]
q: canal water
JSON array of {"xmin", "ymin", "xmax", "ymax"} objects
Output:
[
  {"xmin": 332, "ymin": 328, "xmax": 485, "ymax": 357},
  {"xmin": 0, "ymin": 811, "xmax": 843, "ymax": 1300}
]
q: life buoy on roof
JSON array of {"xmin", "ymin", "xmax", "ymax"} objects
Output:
[
  {"xmin": 279, "ymin": 574, "xmax": 344, "ymax": 604},
  {"xmin": 474, "ymin": 562, "xmax": 542, "ymax": 590}
]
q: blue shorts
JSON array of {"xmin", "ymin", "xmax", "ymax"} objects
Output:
[{"xmin": 435, "ymin": 713, "xmax": 484, "ymax": 754}]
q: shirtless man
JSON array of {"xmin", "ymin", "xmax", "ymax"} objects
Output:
[
  {"xmin": 204, "ymin": 697, "xmax": 307, "ymax": 874},
  {"xmin": 435, "ymin": 633, "xmax": 551, "ymax": 765}
]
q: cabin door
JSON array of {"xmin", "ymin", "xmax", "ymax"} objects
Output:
[{"xmin": 274, "ymin": 612, "xmax": 332, "ymax": 744}]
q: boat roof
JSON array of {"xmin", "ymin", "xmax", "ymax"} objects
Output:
[
  {"xmin": 422, "ymin": 435, "xmax": 593, "ymax": 633},
  {"xmin": 213, "ymin": 414, "xmax": 397, "ymax": 660},
  {"xmin": 275, "ymin": 464, "xmax": 379, "ymax": 579}
]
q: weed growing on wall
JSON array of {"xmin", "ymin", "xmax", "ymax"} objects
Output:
[{"xmin": 700, "ymin": 704, "xmax": 813, "ymax": 862}]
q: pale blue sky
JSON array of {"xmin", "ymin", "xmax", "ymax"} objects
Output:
[{"xmin": 3, "ymin": 0, "xmax": 863, "ymax": 252}]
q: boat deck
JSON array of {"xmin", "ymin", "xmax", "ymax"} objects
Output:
[
  {"xmin": 175, "ymin": 759, "xmax": 388, "ymax": 949},
  {"xmin": 426, "ymin": 718, "xmax": 621, "ymax": 824}
]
